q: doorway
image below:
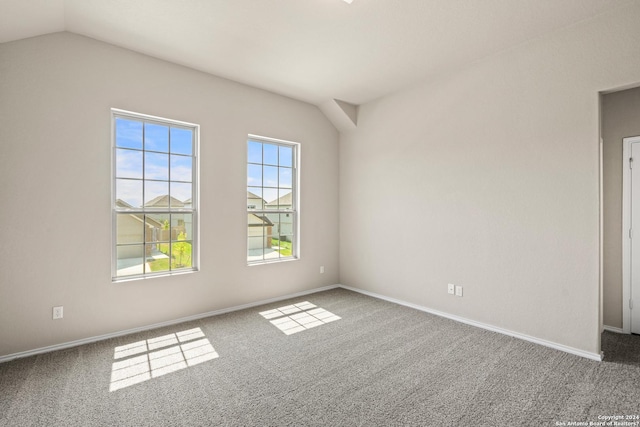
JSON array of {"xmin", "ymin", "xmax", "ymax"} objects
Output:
[
  {"xmin": 602, "ymin": 85, "xmax": 640, "ymax": 338},
  {"xmin": 622, "ymin": 136, "xmax": 640, "ymax": 334}
]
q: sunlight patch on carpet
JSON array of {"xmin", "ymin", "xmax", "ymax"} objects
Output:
[
  {"xmin": 259, "ymin": 301, "xmax": 341, "ymax": 335},
  {"xmin": 109, "ymin": 327, "xmax": 218, "ymax": 392}
]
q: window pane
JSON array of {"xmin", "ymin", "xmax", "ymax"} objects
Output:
[
  {"xmin": 170, "ymin": 155, "xmax": 192, "ymax": 182},
  {"xmin": 263, "ymin": 188, "xmax": 278, "ymax": 206},
  {"xmin": 263, "ymin": 166, "xmax": 278, "ymax": 188},
  {"xmin": 172, "ymin": 240, "xmax": 192, "ymax": 269},
  {"xmin": 117, "ymin": 214, "xmax": 144, "ymax": 244},
  {"xmin": 146, "ymin": 244, "xmax": 170, "ymax": 273},
  {"xmin": 248, "ymin": 214, "xmax": 272, "ymax": 261},
  {"xmin": 145, "ymin": 123, "xmax": 169, "ymax": 152},
  {"xmin": 248, "ymin": 236, "xmax": 264, "ymax": 261},
  {"xmin": 265, "ymin": 213, "xmax": 278, "ymax": 233},
  {"xmin": 269, "ymin": 213, "xmax": 291, "ymax": 236},
  {"xmin": 116, "ymin": 245, "xmax": 144, "ymax": 277},
  {"xmin": 263, "ymin": 144, "xmax": 278, "ymax": 166},
  {"xmin": 145, "ymin": 152, "xmax": 169, "ymax": 180},
  {"xmin": 170, "ymin": 183, "xmax": 191, "ymax": 206},
  {"xmin": 279, "ymin": 145, "xmax": 292, "ymax": 167},
  {"xmin": 145, "ymin": 213, "xmax": 170, "ymax": 245},
  {"xmin": 116, "ymin": 149, "xmax": 143, "ymax": 179},
  {"xmin": 115, "ymin": 118, "xmax": 143, "ymax": 149},
  {"xmin": 279, "ymin": 213, "xmax": 294, "ymax": 241},
  {"xmin": 116, "ymin": 179, "xmax": 142, "ymax": 208},
  {"xmin": 247, "ymin": 188, "xmax": 263, "ymax": 209},
  {"xmin": 278, "ymin": 189, "xmax": 292, "ymax": 209},
  {"xmin": 248, "ymin": 141, "xmax": 262, "ymax": 164},
  {"xmin": 279, "ymin": 167, "xmax": 292, "ymax": 189},
  {"xmin": 248, "ymin": 164, "xmax": 262, "ymax": 187},
  {"xmin": 171, "ymin": 214, "xmax": 192, "ymax": 241},
  {"xmin": 145, "ymin": 181, "xmax": 169, "ymax": 206},
  {"xmin": 170, "ymin": 127, "xmax": 193, "ymax": 155},
  {"xmin": 144, "ymin": 214, "xmax": 170, "ymax": 271},
  {"xmin": 267, "ymin": 213, "xmax": 294, "ymax": 258}
]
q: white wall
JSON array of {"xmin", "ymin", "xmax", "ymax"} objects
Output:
[
  {"xmin": 0, "ymin": 32, "xmax": 339, "ymax": 357},
  {"xmin": 339, "ymin": 3, "xmax": 640, "ymax": 355},
  {"xmin": 602, "ymin": 86, "xmax": 640, "ymax": 329}
]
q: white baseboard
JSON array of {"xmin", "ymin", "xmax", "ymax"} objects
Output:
[
  {"xmin": 0, "ymin": 284, "xmax": 339, "ymax": 364},
  {"xmin": 603, "ymin": 325, "xmax": 625, "ymax": 334},
  {"xmin": 338, "ymin": 284, "xmax": 603, "ymax": 362},
  {"xmin": 0, "ymin": 283, "xmax": 606, "ymax": 363}
]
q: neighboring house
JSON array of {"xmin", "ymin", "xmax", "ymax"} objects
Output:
[
  {"xmin": 115, "ymin": 199, "xmax": 164, "ymax": 259},
  {"xmin": 144, "ymin": 195, "xmax": 192, "ymax": 241},
  {"xmin": 264, "ymin": 191, "xmax": 294, "ymax": 241},
  {"xmin": 248, "ymin": 214, "xmax": 273, "ymax": 250},
  {"xmin": 145, "ymin": 194, "xmax": 185, "ymax": 208},
  {"xmin": 247, "ymin": 191, "xmax": 265, "ymax": 210},
  {"xmin": 247, "ymin": 191, "xmax": 272, "ymax": 250}
]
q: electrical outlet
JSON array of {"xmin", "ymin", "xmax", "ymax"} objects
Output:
[
  {"xmin": 53, "ymin": 306, "xmax": 64, "ymax": 320},
  {"xmin": 320, "ymin": 266, "xmax": 325, "ymax": 274},
  {"xmin": 447, "ymin": 284, "xmax": 455, "ymax": 295},
  {"xmin": 455, "ymin": 286, "xmax": 463, "ymax": 297}
]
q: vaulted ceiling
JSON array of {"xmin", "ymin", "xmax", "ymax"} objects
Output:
[{"xmin": 0, "ymin": 0, "xmax": 631, "ymax": 106}]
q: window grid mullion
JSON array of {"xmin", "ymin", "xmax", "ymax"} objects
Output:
[{"xmin": 142, "ymin": 123, "xmax": 146, "ymax": 274}]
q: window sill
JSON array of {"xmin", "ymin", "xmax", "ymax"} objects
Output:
[
  {"xmin": 112, "ymin": 268, "xmax": 198, "ymax": 283},
  {"xmin": 247, "ymin": 257, "xmax": 298, "ymax": 267}
]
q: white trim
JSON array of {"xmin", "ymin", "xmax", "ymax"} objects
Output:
[
  {"xmin": 0, "ymin": 285, "xmax": 339, "ymax": 364},
  {"xmin": 247, "ymin": 133, "xmax": 300, "ymax": 147},
  {"xmin": 599, "ymin": 136, "xmax": 604, "ymax": 336},
  {"xmin": 603, "ymin": 325, "xmax": 625, "ymax": 334},
  {"xmin": 112, "ymin": 108, "xmax": 200, "ymax": 128},
  {"xmin": 339, "ymin": 285, "xmax": 604, "ymax": 362},
  {"xmin": 622, "ymin": 136, "xmax": 640, "ymax": 334}
]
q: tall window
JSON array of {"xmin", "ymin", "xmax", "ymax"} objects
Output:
[
  {"xmin": 247, "ymin": 136, "xmax": 298, "ymax": 264},
  {"xmin": 112, "ymin": 109, "xmax": 198, "ymax": 280}
]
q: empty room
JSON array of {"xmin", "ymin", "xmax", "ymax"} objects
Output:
[{"xmin": 2, "ymin": 0, "xmax": 640, "ymax": 425}]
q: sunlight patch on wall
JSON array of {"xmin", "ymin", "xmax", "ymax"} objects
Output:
[
  {"xmin": 259, "ymin": 301, "xmax": 341, "ymax": 335},
  {"xmin": 109, "ymin": 327, "xmax": 218, "ymax": 392}
]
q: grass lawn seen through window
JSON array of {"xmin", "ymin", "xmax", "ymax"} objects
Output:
[
  {"xmin": 148, "ymin": 233, "xmax": 192, "ymax": 271},
  {"xmin": 272, "ymin": 238, "xmax": 292, "ymax": 256}
]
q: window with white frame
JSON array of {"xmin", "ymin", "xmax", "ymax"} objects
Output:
[
  {"xmin": 247, "ymin": 136, "xmax": 298, "ymax": 263},
  {"xmin": 112, "ymin": 109, "xmax": 198, "ymax": 280}
]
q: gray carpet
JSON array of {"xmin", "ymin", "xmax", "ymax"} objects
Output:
[{"xmin": 1, "ymin": 288, "xmax": 639, "ymax": 426}]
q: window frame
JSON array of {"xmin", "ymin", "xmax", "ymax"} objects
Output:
[
  {"xmin": 111, "ymin": 108, "xmax": 199, "ymax": 281},
  {"xmin": 247, "ymin": 134, "xmax": 300, "ymax": 265}
]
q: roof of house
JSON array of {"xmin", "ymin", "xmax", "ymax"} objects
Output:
[
  {"xmin": 266, "ymin": 192, "xmax": 292, "ymax": 207},
  {"xmin": 115, "ymin": 199, "xmax": 135, "ymax": 209},
  {"xmin": 248, "ymin": 214, "xmax": 273, "ymax": 227},
  {"xmin": 115, "ymin": 199, "xmax": 164, "ymax": 228},
  {"xmin": 144, "ymin": 195, "xmax": 185, "ymax": 208}
]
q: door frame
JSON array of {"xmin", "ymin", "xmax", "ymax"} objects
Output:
[{"xmin": 621, "ymin": 136, "xmax": 640, "ymax": 334}]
